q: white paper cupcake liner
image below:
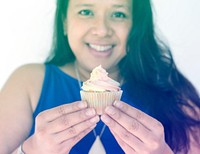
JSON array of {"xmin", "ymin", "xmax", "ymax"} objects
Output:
[{"xmin": 80, "ymin": 90, "xmax": 123, "ymax": 115}]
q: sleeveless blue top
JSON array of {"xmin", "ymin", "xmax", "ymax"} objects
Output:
[{"xmin": 29, "ymin": 64, "xmax": 141, "ymax": 154}]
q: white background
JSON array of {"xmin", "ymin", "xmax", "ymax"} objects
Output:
[{"xmin": 0, "ymin": 0, "xmax": 200, "ymax": 92}]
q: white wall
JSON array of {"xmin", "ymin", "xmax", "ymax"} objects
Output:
[
  {"xmin": 0, "ymin": 0, "xmax": 55, "ymax": 88},
  {"xmin": 152, "ymin": 0, "xmax": 200, "ymax": 92},
  {"xmin": 0, "ymin": 0, "xmax": 200, "ymax": 92}
]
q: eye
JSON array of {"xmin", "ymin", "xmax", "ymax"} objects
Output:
[
  {"xmin": 78, "ymin": 10, "xmax": 93, "ymax": 16},
  {"xmin": 112, "ymin": 12, "xmax": 127, "ymax": 19}
]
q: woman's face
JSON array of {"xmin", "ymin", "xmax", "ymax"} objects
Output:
[{"xmin": 64, "ymin": 0, "xmax": 132, "ymax": 72}]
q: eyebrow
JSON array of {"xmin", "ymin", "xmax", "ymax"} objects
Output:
[
  {"xmin": 75, "ymin": 4, "xmax": 93, "ymax": 7},
  {"xmin": 75, "ymin": 3, "xmax": 131, "ymax": 10},
  {"xmin": 112, "ymin": 4, "xmax": 131, "ymax": 11}
]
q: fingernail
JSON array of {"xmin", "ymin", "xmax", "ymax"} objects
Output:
[
  {"xmin": 90, "ymin": 124, "xmax": 97, "ymax": 130},
  {"xmin": 78, "ymin": 101, "xmax": 87, "ymax": 109},
  {"xmin": 86, "ymin": 108, "xmax": 96, "ymax": 116},
  {"xmin": 101, "ymin": 115, "xmax": 110, "ymax": 124},
  {"xmin": 105, "ymin": 106, "xmax": 115, "ymax": 115},
  {"xmin": 113, "ymin": 101, "xmax": 122, "ymax": 108},
  {"xmin": 90, "ymin": 116, "xmax": 99, "ymax": 123}
]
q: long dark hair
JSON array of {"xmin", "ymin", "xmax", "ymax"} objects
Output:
[
  {"xmin": 46, "ymin": 0, "xmax": 74, "ymax": 65},
  {"xmin": 46, "ymin": 0, "xmax": 200, "ymax": 153}
]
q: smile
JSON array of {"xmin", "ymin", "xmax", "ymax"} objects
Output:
[{"xmin": 89, "ymin": 44, "xmax": 113, "ymax": 52}]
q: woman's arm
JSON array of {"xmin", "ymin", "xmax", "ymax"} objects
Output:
[
  {"xmin": 183, "ymin": 101, "xmax": 200, "ymax": 154},
  {"xmin": 0, "ymin": 64, "xmax": 44, "ymax": 153},
  {"xmin": 187, "ymin": 130, "xmax": 200, "ymax": 154},
  {"xmin": 1, "ymin": 64, "xmax": 100, "ymax": 154}
]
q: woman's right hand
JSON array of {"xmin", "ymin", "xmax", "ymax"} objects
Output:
[{"xmin": 23, "ymin": 101, "xmax": 99, "ymax": 154}]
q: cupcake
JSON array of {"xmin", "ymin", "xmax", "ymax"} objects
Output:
[{"xmin": 80, "ymin": 65, "xmax": 123, "ymax": 115}]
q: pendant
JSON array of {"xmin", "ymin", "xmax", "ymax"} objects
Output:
[{"xmin": 89, "ymin": 136, "xmax": 106, "ymax": 154}]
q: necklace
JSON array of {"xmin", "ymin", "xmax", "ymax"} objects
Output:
[{"xmin": 74, "ymin": 62, "xmax": 106, "ymax": 154}]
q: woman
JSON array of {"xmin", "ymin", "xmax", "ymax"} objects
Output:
[{"xmin": 0, "ymin": 0, "xmax": 199, "ymax": 153}]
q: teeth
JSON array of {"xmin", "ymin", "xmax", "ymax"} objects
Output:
[{"xmin": 89, "ymin": 44, "xmax": 112, "ymax": 52}]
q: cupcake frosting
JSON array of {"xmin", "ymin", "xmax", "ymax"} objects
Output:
[{"xmin": 81, "ymin": 65, "xmax": 121, "ymax": 92}]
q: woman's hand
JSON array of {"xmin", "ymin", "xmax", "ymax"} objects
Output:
[
  {"xmin": 101, "ymin": 101, "xmax": 173, "ymax": 154},
  {"xmin": 24, "ymin": 101, "xmax": 99, "ymax": 154}
]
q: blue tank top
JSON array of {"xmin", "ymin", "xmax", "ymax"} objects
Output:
[{"xmin": 29, "ymin": 64, "xmax": 138, "ymax": 154}]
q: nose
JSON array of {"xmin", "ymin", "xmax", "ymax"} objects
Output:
[{"xmin": 91, "ymin": 16, "xmax": 113, "ymax": 37}]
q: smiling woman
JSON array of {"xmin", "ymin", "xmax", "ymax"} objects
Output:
[
  {"xmin": 0, "ymin": 0, "xmax": 200, "ymax": 154},
  {"xmin": 62, "ymin": 0, "xmax": 132, "ymax": 72}
]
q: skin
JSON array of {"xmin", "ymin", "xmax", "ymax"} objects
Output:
[
  {"xmin": 101, "ymin": 102, "xmax": 173, "ymax": 154},
  {"xmin": 0, "ymin": 64, "xmax": 100, "ymax": 154},
  {"xmin": 0, "ymin": 0, "xmax": 199, "ymax": 153},
  {"xmin": 64, "ymin": 0, "xmax": 132, "ymax": 81}
]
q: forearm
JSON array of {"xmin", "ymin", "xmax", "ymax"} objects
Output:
[
  {"xmin": 11, "ymin": 136, "xmax": 35, "ymax": 154},
  {"xmin": 0, "ymin": 136, "xmax": 21, "ymax": 154},
  {"xmin": 12, "ymin": 148, "xmax": 18, "ymax": 154}
]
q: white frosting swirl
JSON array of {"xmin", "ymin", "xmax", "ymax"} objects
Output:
[{"xmin": 81, "ymin": 65, "xmax": 121, "ymax": 92}]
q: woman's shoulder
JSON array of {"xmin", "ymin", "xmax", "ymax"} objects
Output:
[
  {"xmin": 8, "ymin": 63, "xmax": 45, "ymax": 90},
  {"xmin": 4, "ymin": 63, "xmax": 46, "ymax": 110},
  {"xmin": 13, "ymin": 63, "xmax": 45, "ymax": 76},
  {"xmin": 2, "ymin": 63, "xmax": 45, "ymax": 88}
]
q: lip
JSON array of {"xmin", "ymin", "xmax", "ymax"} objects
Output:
[{"xmin": 86, "ymin": 43, "xmax": 115, "ymax": 57}]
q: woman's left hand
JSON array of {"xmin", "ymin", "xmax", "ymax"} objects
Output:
[{"xmin": 101, "ymin": 101, "xmax": 173, "ymax": 154}]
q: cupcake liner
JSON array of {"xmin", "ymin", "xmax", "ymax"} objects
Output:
[{"xmin": 80, "ymin": 90, "xmax": 123, "ymax": 115}]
